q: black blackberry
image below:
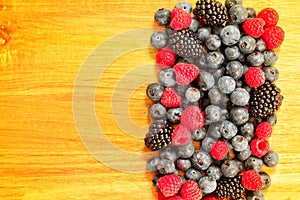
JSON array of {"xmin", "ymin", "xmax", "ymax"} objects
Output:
[
  {"xmin": 193, "ymin": 0, "xmax": 228, "ymax": 26},
  {"xmin": 249, "ymin": 81, "xmax": 284, "ymax": 118},
  {"xmin": 145, "ymin": 120, "xmax": 174, "ymax": 151},
  {"xmin": 215, "ymin": 175, "xmax": 245, "ymax": 199},
  {"xmin": 168, "ymin": 29, "xmax": 205, "ymax": 59}
]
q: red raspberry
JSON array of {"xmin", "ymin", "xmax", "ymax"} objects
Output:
[
  {"xmin": 170, "ymin": 8, "xmax": 192, "ymax": 30},
  {"xmin": 173, "ymin": 63, "xmax": 199, "ymax": 86},
  {"xmin": 157, "ymin": 174, "xmax": 183, "ymax": 197},
  {"xmin": 242, "ymin": 170, "xmax": 263, "ymax": 191},
  {"xmin": 250, "ymin": 138, "xmax": 269, "ymax": 158},
  {"xmin": 202, "ymin": 194, "xmax": 225, "ymax": 200},
  {"xmin": 261, "ymin": 26, "xmax": 285, "ymax": 50},
  {"xmin": 161, "ymin": 87, "xmax": 182, "ymax": 108},
  {"xmin": 158, "ymin": 191, "xmax": 183, "ymax": 200},
  {"xmin": 172, "ymin": 124, "xmax": 192, "ymax": 146},
  {"xmin": 242, "ymin": 18, "xmax": 265, "ymax": 38},
  {"xmin": 156, "ymin": 48, "xmax": 177, "ymax": 69},
  {"xmin": 180, "ymin": 180, "xmax": 202, "ymax": 200},
  {"xmin": 244, "ymin": 67, "xmax": 265, "ymax": 88},
  {"xmin": 210, "ymin": 140, "xmax": 228, "ymax": 160},
  {"xmin": 256, "ymin": 122, "xmax": 273, "ymax": 139},
  {"xmin": 180, "ymin": 105, "xmax": 205, "ymax": 131},
  {"xmin": 257, "ymin": 8, "xmax": 279, "ymax": 28}
]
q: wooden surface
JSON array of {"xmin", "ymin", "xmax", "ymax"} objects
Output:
[{"xmin": 0, "ymin": 0, "xmax": 300, "ymax": 199}]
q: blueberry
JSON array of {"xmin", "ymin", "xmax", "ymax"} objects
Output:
[
  {"xmin": 246, "ymin": 7, "xmax": 257, "ymax": 18},
  {"xmin": 247, "ymin": 190, "xmax": 265, "ymax": 200},
  {"xmin": 225, "ymin": 46, "xmax": 240, "ymax": 60},
  {"xmin": 198, "ymin": 71, "xmax": 215, "ymax": 91},
  {"xmin": 205, "ymin": 105, "xmax": 222, "ymax": 123},
  {"xmin": 220, "ymin": 120, "xmax": 238, "ymax": 139},
  {"xmin": 146, "ymin": 82, "xmax": 164, "ymax": 101},
  {"xmin": 260, "ymin": 172, "xmax": 271, "ymax": 190},
  {"xmin": 189, "ymin": 18, "xmax": 199, "ymax": 32},
  {"xmin": 156, "ymin": 158, "xmax": 176, "ymax": 174},
  {"xmin": 263, "ymin": 50, "xmax": 278, "ymax": 66},
  {"xmin": 206, "ymin": 34, "xmax": 221, "ymax": 50},
  {"xmin": 167, "ymin": 108, "xmax": 182, "ymax": 124},
  {"xmin": 263, "ymin": 66, "xmax": 279, "ymax": 83},
  {"xmin": 176, "ymin": 159, "xmax": 192, "ymax": 171},
  {"xmin": 199, "ymin": 176, "xmax": 217, "ymax": 194},
  {"xmin": 229, "ymin": 5, "xmax": 248, "ymax": 24},
  {"xmin": 201, "ymin": 137, "xmax": 217, "ymax": 152},
  {"xmin": 154, "ymin": 8, "xmax": 171, "ymax": 25},
  {"xmin": 230, "ymin": 88, "xmax": 250, "ymax": 106},
  {"xmin": 226, "ymin": 61, "xmax": 244, "ymax": 80},
  {"xmin": 191, "ymin": 127, "xmax": 207, "ymax": 141},
  {"xmin": 240, "ymin": 122, "xmax": 255, "ymax": 141},
  {"xmin": 238, "ymin": 53, "xmax": 246, "ymax": 63},
  {"xmin": 149, "ymin": 103, "xmax": 167, "ymax": 120},
  {"xmin": 225, "ymin": 0, "xmax": 242, "ymax": 9},
  {"xmin": 236, "ymin": 145, "xmax": 251, "ymax": 161},
  {"xmin": 207, "ymin": 122, "xmax": 222, "ymax": 139},
  {"xmin": 151, "ymin": 31, "xmax": 168, "ymax": 49},
  {"xmin": 198, "ymin": 27, "xmax": 212, "ymax": 42},
  {"xmin": 256, "ymin": 39, "xmax": 266, "ymax": 52},
  {"xmin": 159, "ymin": 146, "xmax": 179, "ymax": 162},
  {"xmin": 159, "ymin": 68, "xmax": 176, "ymax": 87},
  {"xmin": 235, "ymin": 159, "xmax": 244, "ymax": 173},
  {"xmin": 231, "ymin": 135, "xmax": 248, "ymax": 151},
  {"xmin": 177, "ymin": 142, "xmax": 195, "ymax": 159},
  {"xmin": 191, "ymin": 150, "xmax": 212, "ymax": 170},
  {"xmin": 247, "ymin": 51, "xmax": 265, "ymax": 66},
  {"xmin": 208, "ymin": 87, "xmax": 229, "ymax": 108},
  {"xmin": 175, "ymin": 84, "xmax": 189, "ymax": 96},
  {"xmin": 266, "ymin": 114, "xmax": 277, "ymax": 125},
  {"xmin": 230, "ymin": 106, "xmax": 249, "ymax": 125},
  {"xmin": 263, "ymin": 150, "xmax": 279, "ymax": 167},
  {"xmin": 221, "ymin": 159, "xmax": 240, "ymax": 178},
  {"xmin": 185, "ymin": 168, "xmax": 202, "ymax": 181},
  {"xmin": 245, "ymin": 157, "xmax": 263, "ymax": 172},
  {"xmin": 238, "ymin": 36, "xmax": 256, "ymax": 54},
  {"xmin": 181, "ymin": 98, "xmax": 199, "ymax": 110},
  {"xmin": 220, "ymin": 25, "xmax": 241, "ymax": 46},
  {"xmin": 209, "ymin": 67, "xmax": 225, "ymax": 82},
  {"xmin": 207, "ymin": 51, "xmax": 225, "ymax": 69},
  {"xmin": 218, "ymin": 76, "xmax": 236, "ymax": 94},
  {"xmin": 175, "ymin": 1, "xmax": 192, "ymax": 13},
  {"xmin": 185, "ymin": 87, "xmax": 201, "ymax": 102},
  {"xmin": 147, "ymin": 157, "xmax": 160, "ymax": 172},
  {"xmin": 207, "ymin": 165, "xmax": 222, "ymax": 181}
]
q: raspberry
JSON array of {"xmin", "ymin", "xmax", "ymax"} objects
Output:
[
  {"xmin": 180, "ymin": 180, "xmax": 202, "ymax": 200},
  {"xmin": 158, "ymin": 191, "xmax": 183, "ymax": 200},
  {"xmin": 210, "ymin": 140, "xmax": 228, "ymax": 160},
  {"xmin": 202, "ymin": 194, "xmax": 225, "ymax": 200},
  {"xmin": 173, "ymin": 63, "xmax": 199, "ymax": 86},
  {"xmin": 245, "ymin": 67, "xmax": 265, "ymax": 88},
  {"xmin": 242, "ymin": 170, "xmax": 263, "ymax": 191},
  {"xmin": 180, "ymin": 105, "xmax": 205, "ymax": 131},
  {"xmin": 257, "ymin": 8, "xmax": 279, "ymax": 28},
  {"xmin": 261, "ymin": 26, "xmax": 285, "ymax": 50},
  {"xmin": 242, "ymin": 18, "xmax": 265, "ymax": 38},
  {"xmin": 250, "ymin": 138, "xmax": 269, "ymax": 158},
  {"xmin": 157, "ymin": 174, "xmax": 183, "ymax": 197},
  {"xmin": 256, "ymin": 122, "xmax": 273, "ymax": 139},
  {"xmin": 156, "ymin": 48, "xmax": 177, "ymax": 69},
  {"xmin": 172, "ymin": 124, "xmax": 192, "ymax": 146},
  {"xmin": 161, "ymin": 87, "xmax": 182, "ymax": 108},
  {"xmin": 170, "ymin": 8, "xmax": 192, "ymax": 30}
]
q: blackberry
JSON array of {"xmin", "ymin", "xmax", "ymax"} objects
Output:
[
  {"xmin": 249, "ymin": 81, "xmax": 284, "ymax": 118},
  {"xmin": 145, "ymin": 120, "xmax": 174, "ymax": 151},
  {"xmin": 215, "ymin": 175, "xmax": 245, "ymax": 199},
  {"xmin": 193, "ymin": 0, "xmax": 228, "ymax": 26},
  {"xmin": 168, "ymin": 29, "xmax": 205, "ymax": 59}
]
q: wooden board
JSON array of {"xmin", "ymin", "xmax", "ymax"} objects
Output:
[{"xmin": 0, "ymin": 0, "xmax": 300, "ymax": 199}]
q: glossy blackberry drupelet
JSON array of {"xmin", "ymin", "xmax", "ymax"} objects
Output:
[
  {"xmin": 168, "ymin": 29, "xmax": 205, "ymax": 59},
  {"xmin": 215, "ymin": 175, "xmax": 245, "ymax": 199},
  {"xmin": 249, "ymin": 81, "xmax": 284, "ymax": 118},
  {"xmin": 145, "ymin": 120, "xmax": 174, "ymax": 151},
  {"xmin": 193, "ymin": 0, "xmax": 228, "ymax": 26}
]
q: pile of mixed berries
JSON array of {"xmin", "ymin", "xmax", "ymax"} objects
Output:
[{"xmin": 144, "ymin": 0, "xmax": 284, "ymax": 199}]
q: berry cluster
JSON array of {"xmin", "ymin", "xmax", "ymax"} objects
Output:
[{"xmin": 146, "ymin": 0, "xmax": 284, "ymax": 199}]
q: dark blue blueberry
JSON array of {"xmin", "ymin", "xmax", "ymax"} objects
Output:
[
  {"xmin": 146, "ymin": 82, "xmax": 164, "ymax": 101},
  {"xmin": 151, "ymin": 31, "xmax": 168, "ymax": 49},
  {"xmin": 149, "ymin": 103, "xmax": 166, "ymax": 120},
  {"xmin": 154, "ymin": 8, "xmax": 171, "ymax": 25}
]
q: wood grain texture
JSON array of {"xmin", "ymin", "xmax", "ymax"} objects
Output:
[{"xmin": 0, "ymin": 0, "xmax": 300, "ymax": 199}]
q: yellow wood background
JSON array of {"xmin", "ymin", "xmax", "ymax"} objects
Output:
[{"xmin": 0, "ymin": 0, "xmax": 300, "ymax": 199}]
